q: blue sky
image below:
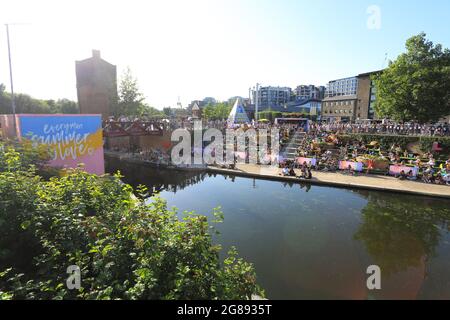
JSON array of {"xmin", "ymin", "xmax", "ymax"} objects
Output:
[{"xmin": 0, "ymin": 0, "xmax": 449, "ymax": 109}]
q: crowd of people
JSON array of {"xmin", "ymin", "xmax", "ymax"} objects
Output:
[
  {"xmin": 280, "ymin": 162, "xmax": 313, "ymax": 180},
  {"xmin": 221, "ymin": 119, "xmax": 450, "ymax": 137},
  {"xmin": 280, "ymin": 124, "xmax": 450, "ymax": 186},
  {"xmin": 308, "ymin": 121, "xmax": 450, "ymax": 136},
  {"xmin": 105, "ymin": 115, "xmax": 449, "ymax": 137},
  {"xmin": 107, "ymin": 144, "xmax": 172, "ymax": 166},
  {"xmin": 135, "ymin": 147, "xmax": 171, "ymax": 165},
  {"xmin": 103, "ymin": 117, "xmax": 449, "ymax": 185}
]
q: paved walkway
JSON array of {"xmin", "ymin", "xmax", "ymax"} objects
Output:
[{"xmin": 207, "ymin": 164, "xmax": 450, "ymax": 199}]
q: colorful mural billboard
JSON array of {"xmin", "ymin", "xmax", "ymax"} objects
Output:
[
  {"xmin": 338, "ymin": 161, "xmax": 364, "ymax": 172},
  {"xmin": 17, "ymin": 114, "xmax": 104, "ymax": 175},
  {"xmin": 296, "ymin": 157, "xmax": 317, "ymax": 166},
  {"xmin": 389, "ymin": 165, "xmax": 419, "ymax": 177}
]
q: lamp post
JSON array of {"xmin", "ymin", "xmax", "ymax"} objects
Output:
[
  {"xmin": 5, "ymin": 24, "xmax": 17, "ymax": 133},
  {"xmin": 4, "ymin": 23, "xmax": 29, "ymax": 134},
  {"xmin": 255, "ymin": 83, "xmax": 259, "ymax": 123}
]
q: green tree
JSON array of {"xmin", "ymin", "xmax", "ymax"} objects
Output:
[
  {"xmin": 0, "ymin": 84, "xmax": 78, "ymax": 115},
  {"xmin": 0, "ymin": 84, "xmax": 11, "ymax": 114},
  {"xmin": 0, "ymin": 92, "xmax": 52, "ymax": 114},
  {"xmin": 46, "ymin": 99, "xmax": 79, "ymax": 114},
  {"xmin": 373, "ymin": 33, "xmax": 450, "ymax": 123},
  {"xmin": 173, "ymin": 107, "xmax": 189, "ymax": 118},
  {"xmin": 141, "ymin": 106, "xmax": 164, "ymax": 118},
  {"xmin": 201, "ymin": 102, "xmax": 232, "ymax": 121},
  {"xmin": 115, "ymin": 67, "xmax": 147, "ymax": 117},
  {"xmin": 202, "ymin": 103, "xmax": 216, "ymax": 120},
  {"xmin": 115, "ymin": 68, "xmax": 163, "ymax": 118},
  {"xmin": 15, "ymin": 94, "xmax": 51, "ymax": 114},
  {"xmin": 0, "ymin": 143, "xmax": 263, "ymax": 300},
  {"xmin": 56, "ymin": 99, "xmax": 79, "ymax": 114},
  {"xmin": 163, "ymin": 107, "xmax": 173, "ymax": 117},
  {"xmin": 215, "ymin": 102, "xmax": 232, "ymax": 120}
]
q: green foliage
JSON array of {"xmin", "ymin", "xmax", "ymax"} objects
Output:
[
  {"xmin": 419, "ymin": 136, "xmax": 450, "ymax": 157},
  {"xmin": 163, "ymin": 107, "xmax": 174, "ymax": 117},
  {"xmin": 114, "ymin": 68, "xmax": 164, "ymax": 117},
  {"xmin": 46, "ymin": 99, "xmax": 79, "ymax": 114},
  {"xmin": 0, "ymin": 144, "xmax": 263, "ymax": 300},
  {"xmin": 142, "ymin": 106, "xmax": 165, "ymax": 118},
  {"xmin": 202, "ymin": 102, "xmax": 232, "ymax": 121},
  {"xmin": 257, "ymin": 111, "xmax": 283, "ymax": 122},
  {"xmin": 0, "ymin": 140, "xmax": 51, "ymax": 172},
  {"xmin": 281, "ymin": 112, "xmax": 309, "ymax": 119},
  {"xmin": 373, "ymin": 33, "xmax": 450, "ymax": 123},
  {"xmin": 116, "ymin": 67, "xmax": 145, "ymax": 116},
  {"xmin": 0, "ymin": 84, "xmax": 79, "ymax": 114},
  {"xmin": 163, "ymin": 107, "xmax": 189, "ymax": 119}
]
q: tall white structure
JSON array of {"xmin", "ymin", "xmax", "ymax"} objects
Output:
[{"xmin": 227, "ymin": 98, "xmax": 250, "ymax": 125}]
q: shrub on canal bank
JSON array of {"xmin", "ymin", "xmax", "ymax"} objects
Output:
[{"xmin": 0, "ymin": 142, "xmax": 263, "ymax": 300}]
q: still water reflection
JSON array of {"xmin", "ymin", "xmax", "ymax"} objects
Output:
[{"xmin": 106, "ymin": 160, "xmax": 450, "ymax": 300}]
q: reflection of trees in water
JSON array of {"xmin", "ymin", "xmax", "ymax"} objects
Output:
[
  {"xmin": 151, "ymin": 171, "xmax": 208, "ymax": 195},
  {"xmin": 354, "ymin": 191, "xmax": 450, "ymax": 277},
  {"xmin": 105, "ymin": 158, "xmax": 208, "ymax": 195}
]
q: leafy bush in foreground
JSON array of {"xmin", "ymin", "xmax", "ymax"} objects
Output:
[{"xmin": 0, "ymin": 142, "xmax": 263, "ymax": 300}]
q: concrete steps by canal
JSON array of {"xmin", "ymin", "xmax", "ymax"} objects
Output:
[{"xmin": 282, "ymin": 132, "xmax": 306, "ymax": 161}]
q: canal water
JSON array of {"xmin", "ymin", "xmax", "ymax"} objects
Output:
[{"xmin": 106, "ymin": 159, "xmax": 450, "ymax": 300}]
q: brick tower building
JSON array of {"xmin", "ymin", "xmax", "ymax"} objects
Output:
[{"xmin": 76, "ymin": 50, "xmax": 117, "ymax": 119}]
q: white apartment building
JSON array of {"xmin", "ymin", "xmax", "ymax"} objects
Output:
[
  {"xmin": 326, "ymin": 77, "xmax": 358, "ymax": 97},
  {"xmin": 251, "ymin": 86, "xmax": 292, "ymax": 107}
]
